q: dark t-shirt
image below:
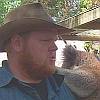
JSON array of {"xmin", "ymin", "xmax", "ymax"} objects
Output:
[
  {"xmin": 11, "ymin": 78, "xmax": 48, "ymax": 100},
  {"xmin": 28, "ymin": 80, "xmax": 48, "ymax": 100}
]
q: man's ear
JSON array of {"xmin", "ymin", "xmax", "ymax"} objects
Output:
[{"xmin": 10, "ymin": 34, "xmax": 24, "ymax": 52}]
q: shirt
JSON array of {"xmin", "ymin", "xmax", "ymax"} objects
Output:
[
  {"xmin": 0, "ymin": 61, "xmax": 76, "ymax": 100},
  {"xmin": 23, "ymin": 79, "xmax": 48, "ymax": 100}
]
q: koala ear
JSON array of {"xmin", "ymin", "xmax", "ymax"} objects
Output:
[
  {"xmin": 62, "ymin": 45, "xmax": 77, "ymax": 69},
  {"xmin": 10, "ymin": 34, "xmax": 24, "ymax": 52}
]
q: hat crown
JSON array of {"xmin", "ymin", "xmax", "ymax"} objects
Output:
[
  {"xmin": 0, "ymin": 3, "xmax": 73, "ymax": 52},
  {"xmin": 4, "ymin": 3, "xmax": 53, "ymax": 24}
]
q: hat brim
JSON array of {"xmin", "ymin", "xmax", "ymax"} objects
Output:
[{"xmin": 0, "ymin": 18, "xmax": 74, "ymax": 52}]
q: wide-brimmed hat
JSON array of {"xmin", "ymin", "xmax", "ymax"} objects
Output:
[{"xmin": 0, "ymin": 3, "xmax": 74, "ymax": 52}]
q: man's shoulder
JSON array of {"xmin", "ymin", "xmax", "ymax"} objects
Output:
[
  {"xmin": 0, "ymin": 66, "xmax": 7, "ymax": 75},
  {"xmin": 48, "ymin": 74, "xmax": 77, "ymax": 100},
  {"xmin": 53, "ymin": 73, "xmax": 64, "ymax": 87},
  {"xmin": 0, "ymin": 66, "xmax": 13, "ymax": 87}
]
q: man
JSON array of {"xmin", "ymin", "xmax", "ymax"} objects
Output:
[{"xmin": 0, "ymin": 3, "xmax": 76, "ymax": 100}]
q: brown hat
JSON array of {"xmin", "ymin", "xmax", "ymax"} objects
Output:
[{"xmin": 0, "ymin": 3, "xmax": 74, "ymax": 52}]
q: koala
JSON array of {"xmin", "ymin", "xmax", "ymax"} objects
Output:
[{"xmin": 56, "ymin": 45, "xmax": 100, "ymax": 100}]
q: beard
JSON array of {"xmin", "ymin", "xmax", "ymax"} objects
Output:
[{"xmin": 18, "ymin": 50, "xmax": 56, "ymax": 81}]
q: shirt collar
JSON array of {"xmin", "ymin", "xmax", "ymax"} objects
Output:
[
  {"xmin": 48, "ymin": 76, "xmax": 59, "ymax": 91},
  {"xmin": 0, "ymin": 60, "xmax": 14, "ymax": 87}
]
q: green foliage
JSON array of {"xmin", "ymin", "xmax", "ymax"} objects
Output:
[
  {"xmin": 84, "ymin": 41, "xmax": 100, "ymax": 59},
  {"xmin": 79, "ymin": 0, "xmax": 92, "ymax": 12},
  {"xmin": 0, "ymin": 0, "xmax": 22, "ymax": 24},
  {"xmin": 20, "ymin": 0, "xmax": 38, "ymax": 5},
  {"xmin": 0, "ymin": 0, "xmax": 7, "ymax": 24},
  {"xmin": 0, "ymin": 0, "xmax": 94, "ymax": 24},
  {"xmin": 47, "ymin": 0, "xmax": 67, "ymax": 21},
  {"xmin": 84, "ymin": 41, "xmax": 93, "ymax": 52}
]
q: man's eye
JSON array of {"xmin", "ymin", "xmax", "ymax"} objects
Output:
[{"xmin": 41, "ymin": 40, "xmax": 52, "ymax": 42}]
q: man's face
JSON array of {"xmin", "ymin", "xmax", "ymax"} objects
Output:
[{"xmin": 19, "ymin": 30, "xmax": 58, "ymax": 80}]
